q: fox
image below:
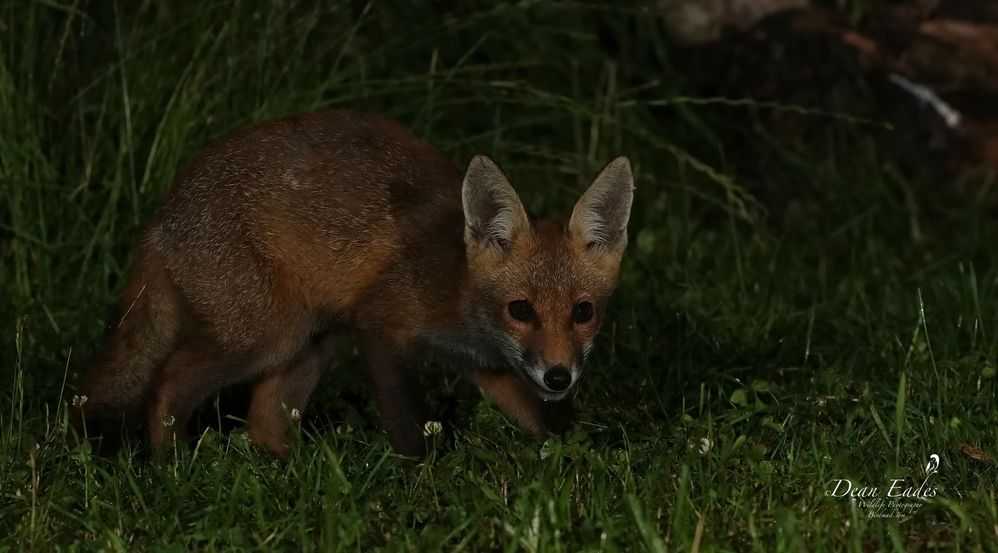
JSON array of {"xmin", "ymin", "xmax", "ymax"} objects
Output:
[{"xmin": 74, "ymin": 109, "xmax": 634, "ymax": 458}]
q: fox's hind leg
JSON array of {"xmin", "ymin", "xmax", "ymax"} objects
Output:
[
  {"xmin": 147, "ymin": 233, "xmax": 317, "ymax": 455},
  {"xmin": 147, "ymin": 296, "xmax": 318, "ymax": 454},
  {"xmin": 147, "ymin": 339, "xmax": 225, "ymax": 454},
  {"xmin": 148, "ymin": 327, "xmax": 319, "ymax": 456},
  {"xmin": 75, "ymin": 248, "xmax": 181, "ymax": 449},
  {"xmin": 247, "ymin": 333, "xmax": 337, "ymax": 456}
]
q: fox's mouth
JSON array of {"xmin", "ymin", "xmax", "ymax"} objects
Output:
[{"xmin": 536, "ymin": 388, "xmax": 571, "ymax": 401}]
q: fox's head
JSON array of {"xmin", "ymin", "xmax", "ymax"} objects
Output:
[{"xmin": 462, "ymin": 155, "xmax": 634, "ymax": 400}]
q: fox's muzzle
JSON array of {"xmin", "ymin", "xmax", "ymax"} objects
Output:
[{"xmin": 543, "ymin": 366, "xmax": 572, "ymax": 391}]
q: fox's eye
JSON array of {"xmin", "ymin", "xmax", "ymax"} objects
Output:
[
  {"xmin": 572, "ymin": 301, "xmax": 594, "ymax": 324},
  {"xmin": 508, "ymin": 300, "xmax": 535, "ymax": 322}
]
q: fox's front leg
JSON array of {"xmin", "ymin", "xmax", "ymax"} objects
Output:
[
  {"xmin": 360, "ymin": 336, "xmax": 429, "ymax": 457},
  {"xmin": 472, "ymin": 370, "xmax": 575, "ymax": 438},
  {"xmin": 539, "ymin": 395, "xmax": 575, "ymax": 435}
]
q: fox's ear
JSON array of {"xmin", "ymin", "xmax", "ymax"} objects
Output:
[
  {"xmin": 462, "ymin": 155, "xmax": 529, "ymax": 253},
  {"xmin": 569, "ymin": 156, "xmax": 634, "ymax": 255}
]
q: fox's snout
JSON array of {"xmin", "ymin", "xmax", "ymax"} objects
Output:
[
  {"xmin": 519, "ymin": 337, "xmax": 587, "ymax": 397},
  {"xmin": 543, "ymin": 366, "xmax": 572, "ymax": 391},
  {"xmin": 521, "ymin": 360, "xmax": 581, "ymax": 398}
]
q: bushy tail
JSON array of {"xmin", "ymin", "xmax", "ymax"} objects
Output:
[{"xmin": 74, "ymin": 248, "xmax": 180, "ymax": 441}]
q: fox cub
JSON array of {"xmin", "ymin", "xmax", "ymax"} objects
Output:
[{"xmin": 76, "ymin": 109, "xmax": 634, "ymax": 457}]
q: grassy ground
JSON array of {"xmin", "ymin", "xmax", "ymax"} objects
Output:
[{"xmin": 2, "ymin": 1, "xmax": 998, "ymax": 551}]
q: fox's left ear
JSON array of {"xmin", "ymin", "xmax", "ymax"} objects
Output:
[{"xmin": 569, "ymin": 156, "xmax": 634, "ymax": 256}]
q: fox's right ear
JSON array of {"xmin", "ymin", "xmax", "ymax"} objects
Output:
[{"xmin": 462, "ymin": 155, "xmax": 530, "ymax": 254}]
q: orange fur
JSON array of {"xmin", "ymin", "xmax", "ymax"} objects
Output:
[{"xmin": 75, "ymin": 110, "xmax": 633, "ymax": 457}]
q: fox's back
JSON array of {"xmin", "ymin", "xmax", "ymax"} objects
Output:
[{"xmin": 152, "ymin": 109, "xmax": 465, "ymax": 318}]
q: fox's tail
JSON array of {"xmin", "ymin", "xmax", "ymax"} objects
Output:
[{"xmin": 74, "ymin": 245, "xmax": 180, "ymax": 441}]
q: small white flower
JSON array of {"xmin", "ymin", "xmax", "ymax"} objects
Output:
[
  {"xmin": 540, "ymin": 439, "xmax": 554, "ymax": 460},
  {"xmin": 162, "ymin": 415, "xmax": 175, "ymax": 428},
  {"xmin": 423, "ymin": 420, "xmax": 443, "ymax": 437},
  {"xmin": 290, "ymin": 408, "xmax": 301, "ymax": 422},
  {"xmin": 336, "ymin": 424, "xmax": 353, "ymax": 435},
  {"xmin": 699, "ymin": 438, "xmax": 712, "ymax": 455},
  {"xmin": 71, "ymin": 395, "xmax": 88, "ymax": 407}
]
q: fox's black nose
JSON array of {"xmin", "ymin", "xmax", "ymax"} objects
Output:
[{"xmin": 544, "ymin": 366, "xmax": 572, "ymax": 391}]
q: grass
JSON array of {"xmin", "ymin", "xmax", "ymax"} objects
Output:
[{"xmin": 2, "ymin": 0, "xmax": 998, "ymax": 550}]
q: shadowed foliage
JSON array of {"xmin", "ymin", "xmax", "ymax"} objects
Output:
[{"xmin": 2, "ymin": 1, "xmax": 997, "ymax": 550}]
